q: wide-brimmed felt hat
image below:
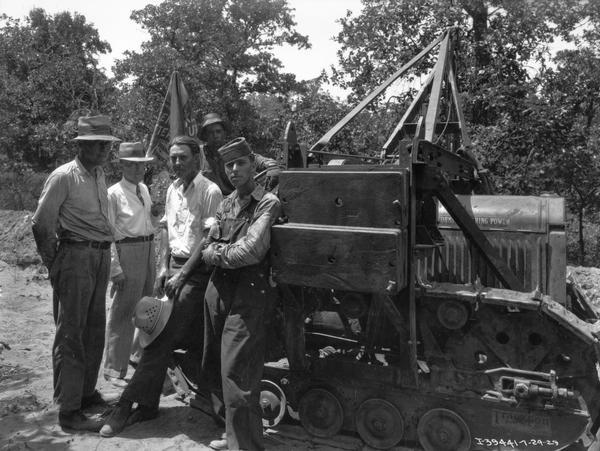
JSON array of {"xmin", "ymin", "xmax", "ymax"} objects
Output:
[
  {"xmin": 199, "ymin": 112, "xmax": 225, "ymax": 139},
  {"xmin": 73, "ymin": 115, "xmax": 121, "ymax": 142},
  {"xmin": 117, "ymin": 142, "xmax": 153, "ymax": 162},
  {"xmin": 133, "ymin": 296, "xmax": 173, "ymax": 348},
  {"xmin": 218, "ymin": 137, "xmax": 253, "ymax": 164}
]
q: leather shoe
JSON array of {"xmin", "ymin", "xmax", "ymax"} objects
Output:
[
  {"xmin": 81, "ymin": 390, "xmax": 109, "ymax": 409},
  {"xmin": 99, "ymin": 402, "xmax": 132, "ymax": 437},
  {"xmin": 208, "ymin": 438, "xmax": 228, "ymax": 450},
  {"xmin": 59, "ymin": 410, "xmax": 103, "ymax": 432}
]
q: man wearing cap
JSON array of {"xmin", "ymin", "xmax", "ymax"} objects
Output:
[
  {"xmin": 200, "ymin": 137, "xmax": 281, "ymax": 451},
  {"xmin": 99, "ymin": 135, "xmax": 223, "ymax": 437},
  {"xmin": 199, "ymin": 112, "xmax": 281, "ymax": 195},
  {"xmin": 103, "ymin": 142, "xmax": 155, "ymax": 387},
  {"xmin": 32, "ymin": 115, "xmax": 120, "ymax": 432}
]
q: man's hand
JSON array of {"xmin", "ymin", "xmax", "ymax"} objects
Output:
[
  {"xmin": 110, "ymin": 273, "xmax": 126, "ymax": 297},
  {"xmin": 164, "ymin": 270, "xmax": 187, "ymax": 301},
  {"xmin": 153, "ymin": 267, "xmax": 168, "ymax": 297},
  {"xmin": 202, "ymin": 243, "xmax": 222, "ymax": 266}
]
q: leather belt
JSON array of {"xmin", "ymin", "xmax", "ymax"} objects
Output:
[
  {"xmin": 61, "ymin": 239, "xmax": 111, "ymax": 250},
  {"xmin": 116, "ymin": 234, "xmax": 154, "ymax": 244}
]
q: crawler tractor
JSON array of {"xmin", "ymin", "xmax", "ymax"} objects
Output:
[{"xmin": 259, "ymin": 28, "xmax": 600, "ymax": 450}]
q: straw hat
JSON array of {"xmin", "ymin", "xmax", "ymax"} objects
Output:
[{"xmin": 133, "ymin": 296, "xmax": 173, "ymax": 348}]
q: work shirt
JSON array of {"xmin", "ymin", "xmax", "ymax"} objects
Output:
[
  {"xmin": 204, "ymin": 184, "xmax": 281, "ymax": 269},
  {"xmin": 160, "ymin": 171, "xmax": 223, "ymax": 259},
  {"xmin": 108, "ymin": 178, "xmax": 155, "ymax": 277},
  {"xmin": 32, "ymin": 156, "xmax": 112, "ymax": 268},
  {"xmin": 201, "ymin": 184, "xmax": 281, "ymax": 451}
]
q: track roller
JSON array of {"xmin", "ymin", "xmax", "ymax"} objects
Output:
[
  {"xmin": 355, "ymin": 398, "xmax": 404, "ymax": 449},
  {"xmin": 298, "ymin": 387, "xmax": 344, "ymax": 437},
  {"xmin": 417, "ymin": 407, "xmax": 471, "ymax": 451}
]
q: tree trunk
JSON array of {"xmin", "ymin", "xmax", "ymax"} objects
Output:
[
  {"xmin": 463, "ymin": 0, "xmax": 490, "ymax": 68},
  {"xmin": 578, "ymin": 204, "xmax": 585, "ymax": 265},
  {"xmin": 461, "ymin": 0, "xmax": 490, "ymax": 124}
]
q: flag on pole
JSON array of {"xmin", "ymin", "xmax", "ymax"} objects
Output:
[{"xmin": 146, "ymin": 71, "xmax": 197, "ymax": 161}]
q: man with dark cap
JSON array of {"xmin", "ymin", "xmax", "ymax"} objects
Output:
[
  {"xmin": 199, "ymin": 112, "xmax": 281, "ymax": 195},
  {"xmin": 32, "ymin": 115, "xmax": 120, "ymax": 431},
  {"xmin": 201, "ymin": 137, "xmax": 281, "ymax": 450}
]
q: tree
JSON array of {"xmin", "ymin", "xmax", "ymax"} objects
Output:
[
  {"xmin": 331, "ymin": 0, "xmax": 596, "ymax": 124},
  {"xmin": 112, "ymin": 0, "xmax": 310, "ymax": 148},
  {"xmin": 0, "ymin": 9, "xmax": 114, "ymax": 171},
  {"xmin": 539, "ymin": 49, "xmax": 600, "ymax": 264},
  {"xmin": 0, "ymin": 9, "xmax": 114, "ymax": 209}
]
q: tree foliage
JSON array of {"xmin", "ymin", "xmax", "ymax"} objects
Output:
[
  {"xmin": 112, "ymin": 0, "xmax": 310, "ymax": 148},
  {"xmin": 0, "ymin": 9, "xmax": 114, "ymax": 171},
  {"xmin": 331, "ymin": 0, "xmax": 597, "ymax": 123}
]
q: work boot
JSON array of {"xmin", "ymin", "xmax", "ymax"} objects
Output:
[
  {"xmin": 208, "ymin": 432, "xmax": 227, "ymax": 450},
  {"xmin": 81, "ymin": 390, "xmax": 110, "ymax": 409},
  {"xmin": 99, "ymin": 400, "xmax": 133, "ymax": 437},
  {"xmin": 59, "ymin": 410, "xmax": 103, "ymax": 432}
]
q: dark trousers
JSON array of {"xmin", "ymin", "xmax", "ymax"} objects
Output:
[
  {"xmin": 51, "ymin": 243, "xmax": 110, "ymax": 412},
  {"xmin": 203, "ymin": 267, "xmax": 274, "ymax": 451},
  {"xmin": 121, "ymin": 259, "xmax": 210, "ymax": 409}
]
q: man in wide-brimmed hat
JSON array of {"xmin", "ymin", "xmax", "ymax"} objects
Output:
[
  {"xmin": 32, "ymin": 115, "xmax": 120, "ymax": 432},
  {"xmin": 103, "ymin": 142, "xmax": 156, "ymax": 388},
  {"xmin": 200, "ymin": 137, "xmax": 281, "ymax": 451},
  {"xmin": 199, "ymin": 112, "xmax": 281, "ymax": 195}
]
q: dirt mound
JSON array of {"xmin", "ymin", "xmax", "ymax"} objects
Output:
[
  {"xmin": 568, "ymin": 266, "xmax": 600, "ymax": 307},
  {"xmin": 0, "ymin": 211, "xmax": 40, "ymax": 267}
]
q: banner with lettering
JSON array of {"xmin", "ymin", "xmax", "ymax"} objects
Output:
[{"xmin": 146, "ymin": 71, "xmax": 198, "ymax": 161}]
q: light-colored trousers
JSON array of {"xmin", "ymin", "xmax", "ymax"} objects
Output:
[{"xmin": 104, "ymin": 240, "xmax": 155, "ymax": 379}]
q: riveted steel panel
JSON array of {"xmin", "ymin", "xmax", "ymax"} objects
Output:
[
  {"xmin": 278, "ymin": 169, "xmax": 408, "ymax": 228},
  {"xmin": 271, "ymin": 223, "xmax": 406, "ymax": 294}
]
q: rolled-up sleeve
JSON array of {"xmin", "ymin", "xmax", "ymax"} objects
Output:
[
  {"xmin": 32, "ymin": 172, "xmax": 69, "ymax": 268},
  {"xmin": 202, "ymin": 185, "xmax": 223, "ymax": 230},
  {"xmin": 218, "ymin": 195, "xmax": 281, "ymax": 269}
]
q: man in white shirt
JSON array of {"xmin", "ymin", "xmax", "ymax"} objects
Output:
[
  {"xmin": 103, "ymin": 142, "xmax": 155, "ymax": 387},
  {"xmin": 100, "ymin": 135, "xmax": 223, "ymax": 437}
]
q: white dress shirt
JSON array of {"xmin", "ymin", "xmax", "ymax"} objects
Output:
[
  {"xmin": 160, "ymin": 171, "xmax": 223, "ymax": 259},
  {"xmin": 108, "ymin": 178, "xmax": 155, "ymax": 277}
]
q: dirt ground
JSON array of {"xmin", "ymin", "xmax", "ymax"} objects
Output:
[
  {"xmin": 2, "ymin": 210, "xmax": 600, "ymax": 451},
  {"xmin": 0, "ymin": 211, "xmax": 360, "ymax": 451}
]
